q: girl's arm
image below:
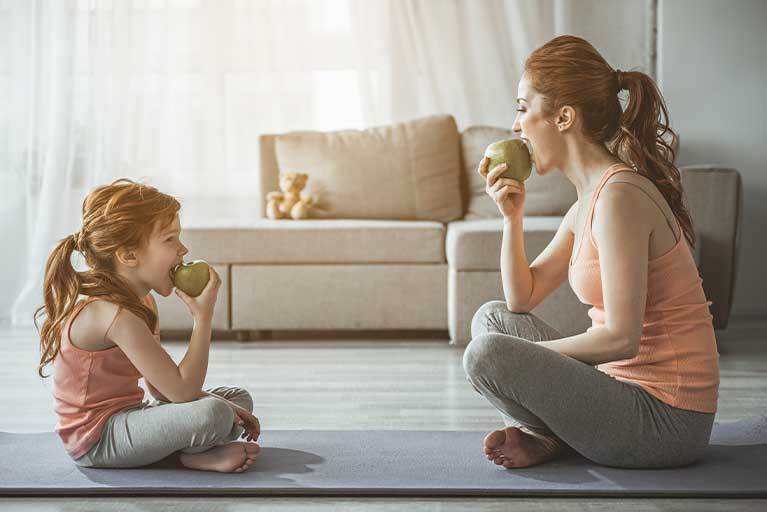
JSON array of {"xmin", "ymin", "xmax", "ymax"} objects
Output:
[{"xmin": 143, "ymin": 293, "xmax": 170, "ymax": 402}]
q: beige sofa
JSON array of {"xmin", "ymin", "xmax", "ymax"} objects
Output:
[{"xmin": 154, "ymin": 115, "xmax": 742, "ymax": 345}]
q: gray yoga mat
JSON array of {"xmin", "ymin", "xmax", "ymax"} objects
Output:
[{"xmin": 1, "ymin": 416, "xmax": 766, "ymax": 497}]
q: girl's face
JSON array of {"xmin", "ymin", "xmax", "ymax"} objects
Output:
[
  {"xmin": 511, "ymin": 75, "xmax": 565, "ymax": 176},
  {"xmin": 135, "ymin": 214, "xmax": 188, "ymax": 297}
]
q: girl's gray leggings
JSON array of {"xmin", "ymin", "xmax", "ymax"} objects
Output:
[
  {"xmin": 74, "ymin": 385, "xmax": 252, "ymax": 468},
  {"xmin": 463, "ymin": 301, "xmax": 715, "ymax": 469}
]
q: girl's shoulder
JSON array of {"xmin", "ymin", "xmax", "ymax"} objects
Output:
[{"xmin": 68, "ymin": 297, "xmax": 123, "ymax": 352}]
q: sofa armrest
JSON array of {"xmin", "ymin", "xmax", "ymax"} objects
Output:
[{"xmin": 680, "ymin": 165, "xmax": 742, "ymax": 329}]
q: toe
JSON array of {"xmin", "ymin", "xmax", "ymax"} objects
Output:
[{"xmin": 484, "ymin": 429, "xmax": 506, "ymax": 450}]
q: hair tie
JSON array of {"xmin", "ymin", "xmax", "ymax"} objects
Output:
[
  {"xmin": 614, "ymin": 69, "xmax": 624, "ymax": 92},
  {"xmin": 72, "ymin": 231, "xmax": 83, "ymax": 251}
]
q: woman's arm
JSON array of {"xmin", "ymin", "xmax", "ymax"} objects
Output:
[
  {"xmin": 501, "ymin": 215, "xmax": 535, "ymax": 310},
  {"xmin": 540, "ymin": 183, "xmax": 650, "ymax": 365}
]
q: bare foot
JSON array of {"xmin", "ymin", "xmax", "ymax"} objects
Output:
[
  {"xmin": 483, "ymin": 426, "xmax": 563, "ymax": 468},
  {"xmin": 179, "ymin": 441, "xmax": 260, "ymax": 473}
]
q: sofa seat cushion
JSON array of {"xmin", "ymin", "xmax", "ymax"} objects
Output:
[
  {"xmin": 180, "ymin": 219, "xmax": 446, "ymax": 264},
  {"xmin": 446, "ymin": 217, "xmax": 564, "ymax": 270}
]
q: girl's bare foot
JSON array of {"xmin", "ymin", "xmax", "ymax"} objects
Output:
[
  {"xmin": 179, "ymin": 441, "xmax": 260, "ymax": 473},
  {"xmin": 483, "ymin": 426, "xmax": 563, "ymax": 468}
]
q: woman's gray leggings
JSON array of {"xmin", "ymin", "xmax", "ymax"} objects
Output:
[
  {"xmin": 463, "ymin": 301, "xmax": 715, "ymax": 469},
  {"xmin": 74, "ymin": 386, "xmax": 252, "ymax": 468}
]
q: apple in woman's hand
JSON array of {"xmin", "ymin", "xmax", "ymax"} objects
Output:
[
  {"xmin": 172, "ymin": 260, "xmax": 210, "ymax": 297},
  {"xmin": 484, "ymin": 139, "xmax": 533, "ymax": 182}
]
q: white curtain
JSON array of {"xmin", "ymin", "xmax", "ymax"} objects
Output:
[{"xmin": 1, "ymin": 0, "xmax": 650, "ymax": 326}]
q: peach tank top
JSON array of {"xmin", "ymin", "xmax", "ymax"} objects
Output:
[
  {"xmin": 568, "ymin": 164, "xmax": 719, "ymax": 413},
  {"xmin": 52, "ymin": 295, "xmax": 156, "ymax": 459}
]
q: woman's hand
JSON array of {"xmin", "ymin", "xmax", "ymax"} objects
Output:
[
  {"xmin": 175, "ymin": 266, "xmax": 221, "ymax": 323},
  {"xmin": 233, "ymin": 406, "xmax": 261, "ymax": 443},
  {"xmin": 478, "ymin": 156, "xmax": 526, "ymax": 220}
]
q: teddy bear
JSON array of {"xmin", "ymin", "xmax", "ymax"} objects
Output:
[{"xmin": 266, "ymin": 172, "xmax": 317, "ymax": 220}]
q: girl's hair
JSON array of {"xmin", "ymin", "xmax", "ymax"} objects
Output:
[
  {"xmin": 34, "ymin": 178, "xmax": 180, "ymax": 378},
  {"xmin": 524, "ymin": 35, "xmax": 695, "ymax": 250}
]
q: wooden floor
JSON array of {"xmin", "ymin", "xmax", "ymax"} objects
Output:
[{"xmin": 1, "ymin": 322, "xmax": 765, "ymax": 511}]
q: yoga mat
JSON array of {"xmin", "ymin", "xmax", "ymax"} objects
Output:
[{"xmin": 1, "ymin": 416, "xmax": 766, "ymax": 497}]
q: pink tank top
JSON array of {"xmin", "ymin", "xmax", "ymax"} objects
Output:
[
  {"xmin": 52, "ymin": 295, "xmax": 156, "ymax": 459},
  {"xmin": 568, "ymin": 164, "xmax": 719, "ymax": 413}
]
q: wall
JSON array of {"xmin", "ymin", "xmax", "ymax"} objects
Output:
[{"xmin": 658, "ymin": 0, "xmax": 767, "ymax": 324}]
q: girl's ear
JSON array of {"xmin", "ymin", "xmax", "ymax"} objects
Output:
[{"xmin": 115, "ymin": 247, "xmax": 139, "ymax": 268}]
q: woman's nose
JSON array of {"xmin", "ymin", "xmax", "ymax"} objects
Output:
[{"xmin": 180, "ymin": 244, "xmax": 188, "ymax": 256}]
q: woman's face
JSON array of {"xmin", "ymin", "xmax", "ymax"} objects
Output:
[{"xmin": 512, "ymin": 75, "xmax": 564, "ymax": 175}]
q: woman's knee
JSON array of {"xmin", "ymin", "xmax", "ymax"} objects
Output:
[
  {"xmin": 471, "ymin": 301, "xmax": 507, "ymax": 333},
  {"xmin": 463, "ymin": 332, "xmax": 508, "ymax": 380},
  {"xmin": 471, "ymin": 300, "xmax": 539, "ymax": 339}
]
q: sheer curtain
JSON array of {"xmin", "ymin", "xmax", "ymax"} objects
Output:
[{"xmin": 1, "ymin": 0, "xmax": 650, "ymax": 326}]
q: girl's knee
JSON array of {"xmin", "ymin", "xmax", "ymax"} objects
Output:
[
  {"xmin": 199, "ymin": 398, "xmax": 236, "ymax": 438},
  {"xmin": 233, "ymin": 388, "xmax": 254, "ymax": 412}
]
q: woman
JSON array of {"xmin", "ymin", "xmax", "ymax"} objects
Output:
[{"xmin": 463, "ymin": 35, "xmax": 719, "ymax": 469}]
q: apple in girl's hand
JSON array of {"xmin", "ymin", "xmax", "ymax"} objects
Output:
[
  {"xmin": 172, "ymin": 260, "xmax": 210, "ymax": 297},
  {"xmin": 483, "ymin": 139, "xmax": 533, "ymax": 182}
]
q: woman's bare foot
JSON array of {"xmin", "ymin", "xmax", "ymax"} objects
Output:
[
  {"xmin": 483, "ymin": 426, "xmax": 563, "ymax": 468},
  {"xmin": 179, "ymin": 441, "xmax": 260, "ymax": 473}
]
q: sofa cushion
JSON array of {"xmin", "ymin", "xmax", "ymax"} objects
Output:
[
  {"xmin": 270, "ymin": 114, "xmax": 463, "ymax": 222},
  {"xmin": 180, "ymin": 219, "xmax": 446, "ymax": 264},
  {"xmin": 446, "ymin": 217, "xmax": 564, "ymax": 270},
  {"xmin": 459, "ymin": 126, "xmax": 577, "ymax": 218}
]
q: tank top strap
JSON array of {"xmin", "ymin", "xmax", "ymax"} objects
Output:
[
  {"xmin": 585, "ymin": 164, "xmax": 637, "ymax": 235},
  {"xmin": 63, "ymin": 296, "xmax": 103, "ymax": 347}
]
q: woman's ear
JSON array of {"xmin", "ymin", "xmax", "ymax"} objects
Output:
[{"xmin": 556, "ymin": 105, "xmax": 576, "ymax": 132}]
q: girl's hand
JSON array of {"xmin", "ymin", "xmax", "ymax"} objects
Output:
[
  {"xmin": 478, "ymin": 156, "xmax": 526, "ymax": 220},
  {"xmin": 233, "ymin": 407, "xmax": 261, "ymax": 442},
  {"xmin": 175, "ymin": 266, "xmax": 222, "ymax": 323}
]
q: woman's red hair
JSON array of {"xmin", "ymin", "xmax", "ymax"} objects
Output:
[{"xmin": 525, "ymin": 35, "xmax": 694, "ymax": 249}]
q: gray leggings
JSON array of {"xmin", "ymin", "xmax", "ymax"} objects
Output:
[
  {"xmin": 463, "ymin": 301, "xmax": 715, "ymax": 469},
  {"xmin": 74, "ymin": 386, "xmax": 253, "ymax": 468}
]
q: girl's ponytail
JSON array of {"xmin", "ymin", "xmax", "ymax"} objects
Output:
[
  {"xmin": 33, "ymin": 178, "xmax": 180, "ymax": 379},
  {"xmin": 34, "ymin": 234, "xmax": 81, "ymax": 378}
]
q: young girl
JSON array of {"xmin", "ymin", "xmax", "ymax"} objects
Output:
[{"xmin": 35, "ymin": 178, "xmax": 261, "ymax": 472}]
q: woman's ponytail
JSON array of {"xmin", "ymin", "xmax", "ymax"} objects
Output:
[
  {"xmin": 608, "ymin": 70, "xmax": 694, "ymax": 250},
  {"xmin": 525, "ymin": 35, "xmax": 696, "ymax": 252},
  {"xmin": 34, "ymin": 234, "xmax": 81, "ymax": 378}
]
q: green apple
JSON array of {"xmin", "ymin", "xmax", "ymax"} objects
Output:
[
  {"xmin": 484, "ymin": 139, "xmax": 532, "ymax": 182},
  {"xmin": 172, "ymin": 260, "xmax": 210, "ymax": 297}
]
